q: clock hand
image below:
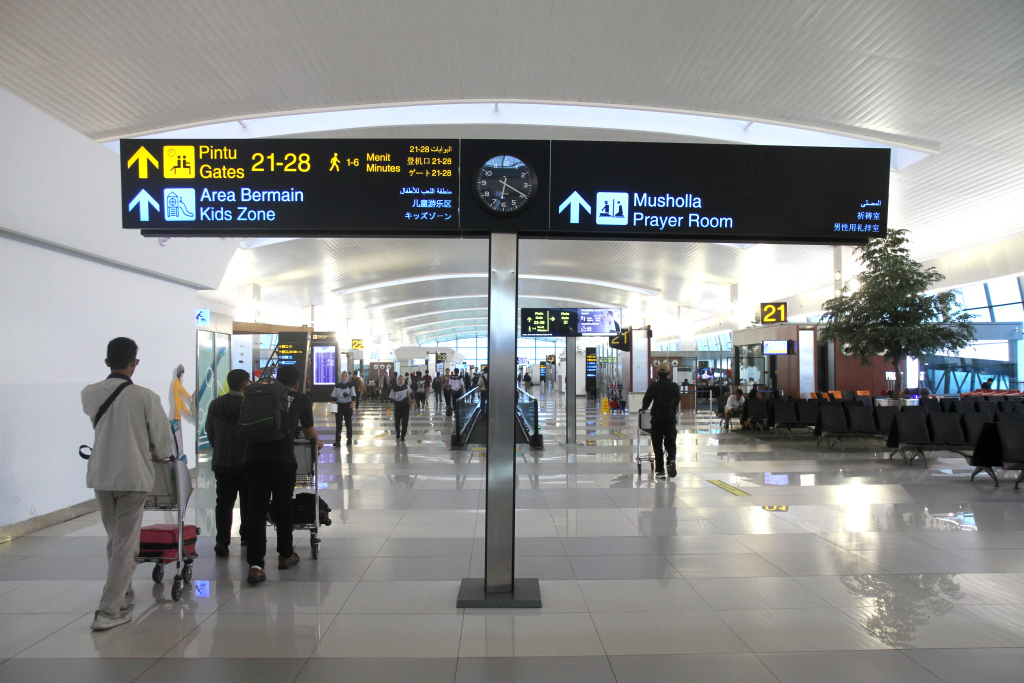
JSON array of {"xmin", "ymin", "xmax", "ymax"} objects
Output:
[{"xmin": 500, "ymin": 177, "xmax": 529, "ymax": 199}]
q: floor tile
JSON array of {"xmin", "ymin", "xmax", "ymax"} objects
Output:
[
  {"xmin": 757, "ymin": 650, "xmax": 945, "ymax": 683},
  {"xmin": 908, "ymin": 572, "xmax": 1024, "ymax": 605},
  {"xmin": 273, "ymin": 557, "xmax": 373, "ymax": 582},
  {"xmin": 298, "ymin": 657, "xmax": 457, "ymax": 683},
  {"xmin": 0, "ymin": 657, "xmax": 157, "ymax": 683},
  {"xmin": 16, "ymin": 611, "xmax": 208, "ymax": 658},
  {"xmin": 851, "ymin": 549, "xmax": 991, "ymax": 574},
  {"xmin": 378, "ymin": 538, "xmax": 475, "ymax": 557},
  {"xmin": 462, "ymin": 580, "xmax": 587, "ymax": 615},
  {"xmin": 173, "ymin": 612, "xmax": 332, "ymax": 658},
  {"xmin": 842, "ymin": 603, "xmax": 1024, "ymax": 649},
  {"xmin": 459, "ymin": 613, "xmax": 605, "ymax": 657},
  {"xmin": 361, "ymin": 556, "xmax": 471, "ymax": 581},
  {"xmin": 214, "ymin": 581, "xmax": 355, "ymax": 613},
  {"xmin": 568, "ymin": 555, "xmax": 680, "ymax": 580},
  {"xmin": 717, "ymin": 607, "xmax": 891, "ymax": 652},
  {"xmin": 340, "ymin": 580, "xmax": 461, "ymax": 613},
  {"xmin": 646, "ymin": 535, "xmax": 753, "ymax": 555},
  {"xmin": 904, "ymin": 647, "xmax": 1024, "ymax": 683},
  {"xmin": 560, "ymin": 536, "xmax": 658, "ymax": 556},
  {"xmin": 134, "ymin": 657, "xmax": 306, "ymax": 682},
  {"xmin": 793, "ymin": 574, "xmax": 943, "ymax": 609},
  {"xmin": 754, "ymin": 549, "xmax": 889, "ymax": 576},
  {"xmin": 666, "ymin": 553, "xmax": 787, "ymax": 578},
  {"xmin": 315, "ymin": 613, "xmax": 463, "ymax": 657},
  {"xmin": 456, "ymin": 655, "xmax": 616, "ymax": 682},
  {"xmin": 688, "ymin": 576, "xmax": 831, "ymax": 610},
  {"xmin": 578, "ymin": 579, "xmax": 711, "ymax": 613},
  {"xmin": 609, "ymin": 653, "xmax": 779, "ymax": 683},
  {"xmin": 0, "ymin": 612, "xmax": 84, "ymax": 658},
  {"xmin": 591, "ymin": 610, "xmax": 748, "ymax": 655}
]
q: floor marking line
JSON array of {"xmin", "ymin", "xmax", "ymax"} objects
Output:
[{"xmin": 707, "ymin": 479, "xmax": 749, "ymax": 496}]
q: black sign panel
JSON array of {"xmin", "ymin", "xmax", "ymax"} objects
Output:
[
  {"xmin": 121, "ymin": 139, "xmax": 459, "ymax": 237},
  {"xmin": 549, "ymin": 141, "xmax": 888, "ymax": 244},
  {"xmin": 760, "ymin": 302, "xmax": 788, "ymax": 324},
  {"xmin": 521, "ymin": 308, "xmax": 578, "ymax": 337},
  {"xmin": 609, "ymin": 329, "xmax": 631, "ymax": 351},
  {"xmin": 121, "ymin": 138, "xmax": 888, "ymax": 244},
  {"xmin": 585, "ymin": 348, "xmax": 598, "ymax": 392}
]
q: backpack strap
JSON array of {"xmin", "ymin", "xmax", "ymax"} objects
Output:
[{"xmin": 92, "ymin": 380, "xmax": 132, "ymax": 428}]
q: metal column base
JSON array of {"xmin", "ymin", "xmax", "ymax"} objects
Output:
[{"xmin": 456, "ymin": 578, "xmax": 542, "ymax": 608}]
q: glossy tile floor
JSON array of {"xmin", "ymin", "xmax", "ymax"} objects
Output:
[{"xmin": 2, "ymin": 388, "xmax": 1023, "ymax": 682}]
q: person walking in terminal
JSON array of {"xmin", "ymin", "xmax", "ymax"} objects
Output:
[
  {"xmin": 331, "ymin": 370, "xmax": 357, "ymax": 446},
  {"xmin": 390, "ymin": 374, "xmax": 413, "ymax": 441},
  {"xmin": 351, "ymin": 371, "xmax": 364, "ymax": 408},
  {"xmin": 449, "ymin": 369, "xmax": 465, "ymax": 404},
  {"xmin": 414, "ymin": 371, "xmax": 429, "ymax": 410},
  {"xmin": 442, "ymin": 369, "xmax": 453, "ymax": 414},
  {"xmin": 723, "ymin": 387, "xmax": 745, "ymax": 430},
  {"xmin": 432, "ymin": 372, "xmax": 444, "ymax": 409},
  {"xmin": 243, "ymin": 364, "xmax": 321, "ymax": 585},
  {"xmin": 642, "ymin": 362, "xmax": 681, "ymax": 480},
  {"xmin": 206, "ymin": 369, "xmax": 251, "ymax": 557},
  {"xmin": 82, "ymin": 337, "xmax": 175, "ymax": 631}
]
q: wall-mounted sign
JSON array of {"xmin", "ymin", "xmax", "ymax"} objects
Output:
[
  {"xmin": 760, "ymin": 302, "xmax": 788, "ymax": 324},
  {"xmin": 195, "ymin": 308, "xmax": 210, "ymax": 326},
  {"xmin": 762, "ymin": 340, "xmax": 792, "ymax": 355},
  {"xmin": 436, "ymin": 352, "xmax": 447, "ymax": 362},
  {"xmin": 545, "ymin": 355, "xmax": 556, "ymax": 363},
  {"xmin": 609, "ymin": 328, "xmax": 631, "ymax": 351},
  {"xmin": 312, "ymin": 345, "xmax": 336, "ymax": 386},
  {"xmin": 122, "ymin": 139, "xmax": 888, "ymax": 244},
  {"xmin": 577, "ymin": 308, "xmax": 621, "ymax": 335},
  {"xmin": 521, "ymin": 308, "xmax": 577, "ymax": 336},
  {"xmin": 351, "ymin": 339, "xmax": 363, "ymax": 349}
]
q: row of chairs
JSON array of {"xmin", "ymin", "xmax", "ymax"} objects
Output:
[{"xmin": 886, "ymin": 410, "xmax": 1024, "ymax": 487}]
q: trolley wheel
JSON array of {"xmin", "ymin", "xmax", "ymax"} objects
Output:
[
  {"xmin": 182, "ymin": 562, "xmax": 193, "ymax": 582},
  {"xmin": 152, "ymin": 563, "xmax": 164, "ymax": 583},
  {"xmin": 637, "ymin": 462, "xmax": 642, "ymax": 475},
  {"xmin": 311, "ymin": 538, "xmax": 320, "ymax": 560},
  {"xmin": 171, "ymin": 579, "xmax": 183, "ymax": 601}
]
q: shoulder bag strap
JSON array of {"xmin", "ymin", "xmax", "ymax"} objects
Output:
[{"xmin": 92, "ymin": 380, "xmax": 132, "ymax": 428}]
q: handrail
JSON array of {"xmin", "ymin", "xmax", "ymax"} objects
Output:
[{"xmin": 452, "ymin": 387, "xmax": 481, "ymax": 447}]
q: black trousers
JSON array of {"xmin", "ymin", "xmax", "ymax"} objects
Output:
[
  {"xmin": 334, "ymin": 403, "xmax": 353, "ymax": 442},
  {"xmin": 433, "ymin": 388, "xmax": 442, "ymax": 406},
  {"xmin": 443, "ymin": 389, "xmax": 452, "ymax": 410},
  {"xmin": 394, "ymin": 404, "xmax": 410, "ymax": 438},
  {"xmin": 649, "ymin": 419, "xmax": 677, "ymax": 473},
  {"xmin": 213, "ymin": 467, "xmax": 248, "ymax": 546},
  {"xmin": 244, "ymin": 460, "xmax": 296, "ymax": 567}
]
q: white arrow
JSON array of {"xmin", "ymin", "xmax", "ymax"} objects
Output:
[
  {"xmin": 558, "ymin": 191, "xmax": 592, "ymax": 224},
  {"xmin": 128, "ymin": 189, "xmax": 160, "ymax": 222}
]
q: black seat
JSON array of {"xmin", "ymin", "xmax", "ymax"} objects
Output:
[
  {"xmin": 939, "ymin": 397, "xmax": 959, "ymax": 412},
  {"xmin": 970, "ymin": 422, "xmax": 1024, "ymax": 488},
  {"xmin": 928, "ymin": 412, "xmax": 967, "ymax": 447},
  {"xmin": 744, "ymin": 397, "xmax": 769, "ymax": 431},
  {"xmin": 817, "ymin": 404, "xmax": 851, "ymax": 449},
  {"xmin": 920, "ymin": 397, "xmax": 941, "ymax": 413},
  {"xmin": 888, "ymin": 412, "xmax": 932, "ymax": 465},
  {"xmin": 770, "ymin": 399, "xmax": 801, "ymax": 437},
  {"xmin": 847, "ymin": 405, "xmax": 877, "ymax": 434},
  {"xmin": 795, "ymin": 399, "xmax": 818, "ymax": 427},
  {"xmin": 951, "ymin": 399, "xmax": 971, "ymax": 415},
  {"xmin": 842, "ymin": 390, "xmax": 857, "ymax": 402},
  {"xmin": 976, "ymin": 401, "xmax": 999, "ymax": 416},
  {"xmin": 961, "ymin": 412, "xmax": 994, "ymax": 446},
  {"xmin": 997, "ymin": 401, "xmax": 1015, "ymax": 412},
  {"xmin": 874, "ymin": 405, "xmax": 898, "ymax": 436},
  {"xmin": 996, "ymin": 411, "xmax": 1024, "ymax": 423},
  {"xmin": 901, "ymin": 405, "xmax": 927, "ymax": 415}
]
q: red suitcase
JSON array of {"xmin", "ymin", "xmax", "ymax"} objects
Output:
[{"xmin": 138, "ymin": 524, "xmax": 198, "ymax": 561}]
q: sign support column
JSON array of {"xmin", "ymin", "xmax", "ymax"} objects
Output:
[
  {"xmin": 457, "ymin": 230, "xmax": 541, "ymax": 608},
  {"xmin": 565, "ymin": 337, "xmax": 577, "ymax": 445}
]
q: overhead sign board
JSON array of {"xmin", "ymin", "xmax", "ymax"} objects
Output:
[
  {"xmin": 760, "ymin": 302, "xmax": 788, "ymax": 324},
  {"xmin": 609, "ymin": 328, "xmax": 631, "ymax": 351},
  {"xmin": 521, "ymin": 308, "xmax": 578, "ymax": 337},
  {"xmin": 121, "ymin": 139, "xmax": 888, "ymax": 244}
]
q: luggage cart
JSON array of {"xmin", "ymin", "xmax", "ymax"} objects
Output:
[
  {"xmin": 636, "ymin": 410, "xmax": 656, "ymax": 475},
  {"xmin": 136, "ymin": 455, "xmax": 197, "ymax": 601},
  {"xmin": 268, "ymin": 438, "xmax": 321, "ymax": 559}
]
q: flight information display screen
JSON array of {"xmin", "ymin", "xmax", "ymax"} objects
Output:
[
  {"xmin": 577, "ymin": 308, "xmax": 622, "ymax": 336},
  {"xmin": 312, "ymin": 345, "xmax": 336, "ymax": 385},
  {"xmin": 521, "ymin": 308, "xmax": 578, "ymax": 337},
  {"xmin": 120, "ymin": 139, "xmax": 459, "ymax": 237}
]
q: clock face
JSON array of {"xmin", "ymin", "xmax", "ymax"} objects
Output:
[{"xmin": 474, "ymin": 155, "xmax": 537, "ymax": 216}]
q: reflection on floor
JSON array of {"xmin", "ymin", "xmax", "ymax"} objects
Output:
[{"xmin": 1, "ymin": 388, "xmax": 1023, "ymax": 682}]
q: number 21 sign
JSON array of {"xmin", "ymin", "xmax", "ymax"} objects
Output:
[{"xmin": 760, "ymin": 302, "xmax": 787, "ymax": 324}]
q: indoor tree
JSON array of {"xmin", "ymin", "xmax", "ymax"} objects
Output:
[{"xmin": 820, "ymin": 228, "xmax": 975, "ymax": 396}]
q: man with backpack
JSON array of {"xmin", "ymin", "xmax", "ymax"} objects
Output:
[
  {"xmin": 414, "ymin": 372, "xmax": 429, "ymax": 410},
  {"xmin": 389, "ymin": 373, "xmax": 414, "ymax": 441},
  {"xmin": 642, "ymin": 362, "xmax": 681, "ymax": 479},
  {"xmin": 331, "ymin": 370, "xmax": 357, "ymax": 446},
  {"xmin": 432, "ymin": 372, "xmax": 444, "ymax": 408},
  {"xmin": 205, "ymin": 368, "xmax": 251, "ymax": 557},
  {"xmin": 240, "ymin": 364, "xmax": 322, "ymax": 585},
  {"xmin": 82, "ymin": 337, "xmax": 175, "ymax": 631}
]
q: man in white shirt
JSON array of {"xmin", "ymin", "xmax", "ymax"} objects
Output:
[
  {"xmin": 723, "ymin": 388, "xmax": 745, "ymax": 429},
  {"xmin": 81, "ymin": 337, "xmax": 174, "ymax": 631}
]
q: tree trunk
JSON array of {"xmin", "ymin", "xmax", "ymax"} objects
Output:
[{"xmin": 892, "ymin": 357, "xmax": 903, "ymax": 397}]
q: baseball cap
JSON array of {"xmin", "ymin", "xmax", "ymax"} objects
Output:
[{"xmin": 657, "ymin": 362, "xmax": 670, "ymax": 375}]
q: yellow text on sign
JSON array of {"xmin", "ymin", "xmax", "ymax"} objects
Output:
[
  {"xmin": 351, "ymin": 339, "xmax": 364, "ymax": 350},
  {"xmin": 164, "ymin": 146, "xmax": 196, "ymax": 179},
  {"xmin": 760, "ymin": 302, "xmax": 788, "ymax": 324}
]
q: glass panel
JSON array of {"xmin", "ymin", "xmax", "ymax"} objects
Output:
[
  {"xmin": 968, "ymin": 306, "xmax": 992, "ymax": 322},
  {"xmin": 960, "ymin": 283, "xmax": 989, "ymax": 310},
  {"xmin": 196, "ymin": 331, "xmax": 216, "ymax": 451},
  {"xmin": 214, "ymin": 333, "xmax": 231, "ymax": 396},
  {"xmin": 992, "ymin": 303, "xmax": 1024, "ymax": 323},
  {"xmin": 986, "ymin": 276, "xmax": 1022, "ymax": 306}
]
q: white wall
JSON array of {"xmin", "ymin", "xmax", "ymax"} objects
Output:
[{"xmin": 0, "ymin": 236, "xmax": 199, "ymax": 526}]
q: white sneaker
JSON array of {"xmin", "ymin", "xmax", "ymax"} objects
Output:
[
  {"xmin": 119, "ymin": 589, "xmax": 135, "ymax": 612},
  {"xmin": 655, "ymin": 471, "xmax": 667, "ymax": 480},
  {"xmin": 91, "ymin": 609, "xmax": 132, "ymax": 631}
]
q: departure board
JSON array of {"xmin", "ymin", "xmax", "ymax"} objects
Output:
[
  {"xmin": 121, "ymin": 139, "xmax": 459, "ymax": 236},
  {"xmin": 521, "ymin": 308, "xmax": 577, "ymax": 337}
]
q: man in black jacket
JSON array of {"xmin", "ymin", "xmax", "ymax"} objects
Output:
[
  {"xmin": 205, "ymin": 368, "xmax": 250, "ymax": 557},
  {"xmin": 642, "ymin": 362, "xmax": 681, "ymax": 479}
]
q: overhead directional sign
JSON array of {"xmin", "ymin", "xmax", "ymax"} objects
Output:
[
  {"xmin": 120, "ymin": 138, "xmax": 888, "ymax": 244},
  {"xmin": 609, "ymin": 328, "xmax": 631, "ymax": 351},
  {"xmin": 351, "ymin": 339, "xmax": 364, "ymax": 350}
]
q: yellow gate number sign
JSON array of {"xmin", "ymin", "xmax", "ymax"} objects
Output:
[
  {"xmin": 351, "ymin": 339, "xmax": 363, "ymax": 349},
  {"xmin": 546, "ymin": 355, "xmax": 556, "ymax": 363},
  {"xmin": 760, "ymin": 302, "xmax": 787, "ymax": 324}
]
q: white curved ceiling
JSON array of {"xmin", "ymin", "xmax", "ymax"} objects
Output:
[{"xmin": 2, "ymin": 0, "xmax": 1022, "ymax": 340}]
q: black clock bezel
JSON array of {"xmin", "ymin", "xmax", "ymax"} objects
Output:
[{"xmin": 472, "ymin": 153, "xmax": 539, "ymax": 217}]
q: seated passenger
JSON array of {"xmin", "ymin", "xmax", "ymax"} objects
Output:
[{"xmin": 723, "ymin": 388, "xmax": 745, "ymax": 429}]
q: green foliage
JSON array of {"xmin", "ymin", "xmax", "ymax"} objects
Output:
[{"xmin": 820, "ymin": 229, "xmax": 975, "ymax": 394}]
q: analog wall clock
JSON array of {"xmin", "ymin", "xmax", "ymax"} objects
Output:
[{"xmin": 473, "ymin": 154, "xmax": 537, "ymax": 216}]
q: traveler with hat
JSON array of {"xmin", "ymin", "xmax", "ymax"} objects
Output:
[{"xmin": 641, "ymin": 361, "xmax": 681, "ymax": 479}]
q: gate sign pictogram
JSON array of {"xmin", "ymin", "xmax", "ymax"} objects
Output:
[{"xmin": 351, "ymin": 339, "xmax": 363, "ymax": 349}]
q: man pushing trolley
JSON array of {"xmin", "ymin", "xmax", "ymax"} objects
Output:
[{"xmin": 641, "ymin": 362, "xmax": 681, "ymax": 480}]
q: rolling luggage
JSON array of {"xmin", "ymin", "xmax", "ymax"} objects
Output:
[{"xmin": 139, "ymin": 523, "xmax": 198, "ymax": 561}]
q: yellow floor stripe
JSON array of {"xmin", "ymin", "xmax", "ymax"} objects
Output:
[
  {"xmin": 707, "ymin": 479, "xmax": 749, "ymax": 496},
  {"xmin": 611, "ymin": 431, "xmax": 626, "ymax": 437}
]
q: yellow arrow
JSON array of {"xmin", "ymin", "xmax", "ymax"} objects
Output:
[{"xmin": 127, "ymin": 146, "xmax": 159, "ymax": 179}]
